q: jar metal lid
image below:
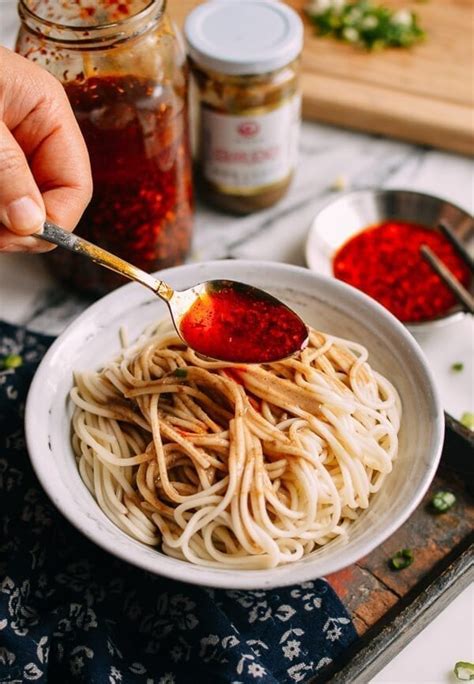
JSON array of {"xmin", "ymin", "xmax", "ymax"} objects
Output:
[{"xmin": 184, "ymin": 0, "xmax": 303, "ymax": 76}]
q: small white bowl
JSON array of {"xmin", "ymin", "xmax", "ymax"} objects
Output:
[
  {"xmin": 25, "ymin": 260, "xmax": 444, "ymax": 589},
  {"xmin": 305, "ymin": 188, "xmax": 474, "ymax": 333}
]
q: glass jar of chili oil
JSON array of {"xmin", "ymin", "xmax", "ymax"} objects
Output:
[{"xmin": 17, "ymin": 0, "xmax": 193, "ymax": 295}]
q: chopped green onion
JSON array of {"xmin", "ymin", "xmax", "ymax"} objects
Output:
[
  {"xmin": 306, "ymin": 0, "xmax": 425, "ymax": 51},
  {"xmin": 389, "ymin": 548, "xmax": 413, "ymax": 570},
  {"xmin": 391, "ymin": 9, "xmax": 412, "ymax": 26},
  {"xmin": 173, "ymin": 368, "xmax": 188, "ymax": 378},
  {"xmin": 460, "ymin": 412, "xmax": 474, "ymax": 430},
  {"xmin": 0, "ymin": 354, "xmax": 23, "ymax": 370},
  {"xmin": 454, "ymin": 662, "xmax": 474, "ymax": 681},
  {"xmin": 343, "ymin": 26, "xmax": 360, "ymax": 42},
  {"xmin": 451, "ymin": 362, "xmax": 464, "ymax": 372},
  {"xmin": 330, "ymin": 174, "xmax": 348, "ymax": 191},
  {"xmin": 431, "ymin": 491, "xmax": 456, "ymax": 513}
]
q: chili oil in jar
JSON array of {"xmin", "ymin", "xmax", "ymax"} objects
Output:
[
  {"xmin": 17, "ymin": 0, "xmax": 193, "ymax": 295},
  {"xmin": 185, "ymin": 0, "xmax": 303, "ymax": 214}
]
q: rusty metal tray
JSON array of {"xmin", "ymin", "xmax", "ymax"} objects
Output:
[{"xmin": 311, "ymin": 415, "xmax": 474, "ymax": 683}]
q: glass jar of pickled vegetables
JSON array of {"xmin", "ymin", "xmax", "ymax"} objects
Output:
[
  {"xmin": 17, "ymin": 0, "xmax": 193, "ymax": 295},
  {"xmin": 185, "ymin": 0, "xmax": 303, "ymax": 215}
]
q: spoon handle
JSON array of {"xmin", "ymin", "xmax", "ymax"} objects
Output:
[
  {"xmin": 38, "ymin": 220, "xmax": 174, "ymax": 300},
  {"xmin": 420, "ymin": 244, "xmax": 473, "ymax": 313}
]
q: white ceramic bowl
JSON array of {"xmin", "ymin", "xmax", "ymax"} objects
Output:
[{"xmin": 25, "ymin": 260, "xmax": 444, "ymax": 589}]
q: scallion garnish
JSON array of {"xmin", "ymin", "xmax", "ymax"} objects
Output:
[
  {"xmin": 0, "ymin": 354, "xmax": 23, "ymax": 370},
  {"xmin": 431, "ymin": 491, "xmax": 456, "ymax": 513},
  {"xmin": 306, "ymin": 0, "xmax": 425, "ymax": 51},
  {"xmin": 330, "ymin": 174, "xmax": 348, "ymax": 191},
  {"xmin": 451, "ymin": 362, "xmax": 464, "ymax": 372},
  {"xmin": 389, "ymin": 548, "xmax": 413, "ymax": 570},
  {"xmin": 173, "ymin": 368, "xmax": 188, "ymax": 378},
  {"xmin": 454, "ymin": 662, "xmax": 474, "ymax": 681},
  {"xmin": 460, "ymin": 412, "xmax": 474, "ymax": 430}
]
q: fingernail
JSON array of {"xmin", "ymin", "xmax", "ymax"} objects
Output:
[{"xmin": 6, "ymin": 197, "xmax": 45, "ymax": 234}]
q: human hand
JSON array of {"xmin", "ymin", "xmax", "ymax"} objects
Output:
[{"xmin": 0, "ymin": 47, "xmax": 92, "ymax": 253}]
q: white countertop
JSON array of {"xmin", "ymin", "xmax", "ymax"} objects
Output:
[{"xmin": 1, "ymin": 2, "xmax": 473, "ymax": 681}]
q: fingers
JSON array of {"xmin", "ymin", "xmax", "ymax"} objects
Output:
[
  {"xmin": 0, "ymin": 123, "xmax": 49, "ymax": 252},
  {"xmin": 0, "ymin": 48, "xmax": 92, "ymax": 253},
  {"xmin": 12, "ymin": 75, "xmax": 93, "ymax": 232},
  {"xmin": 0, "ymin": 123, "xmax": 45, "ymax": 234}
]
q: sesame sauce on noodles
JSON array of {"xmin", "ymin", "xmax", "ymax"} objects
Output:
[{"xmin": 70, "ymin": 321, "xmax": 401, "ymax": 569}]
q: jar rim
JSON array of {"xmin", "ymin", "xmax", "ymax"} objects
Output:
[{"xmin": 18, "ymin": 0, "xmax": 165, "ymax": 42}]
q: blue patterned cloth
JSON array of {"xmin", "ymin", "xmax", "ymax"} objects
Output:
[{"xmin": 0, "ymin": 321, "xmax": 356, "ymax": 684}]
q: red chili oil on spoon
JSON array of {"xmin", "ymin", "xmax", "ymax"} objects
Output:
[{"xmin": 178, "ymin": 280, "xmax": 309, "ymax": 363}]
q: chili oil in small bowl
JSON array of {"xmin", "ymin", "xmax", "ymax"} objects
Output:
[{"xmin": 305, "ymin": 188, "xmax": 474, "ymax": 332}]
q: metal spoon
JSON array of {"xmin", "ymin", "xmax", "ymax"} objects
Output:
[{"xmin": 37, "ymin": 220, "xmax": 309, "ymax": 363}]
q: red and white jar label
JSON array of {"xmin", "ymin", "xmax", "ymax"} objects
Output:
[{"xmin": 200, "ymin": 94, "xmax": 301, "ymax": 192}]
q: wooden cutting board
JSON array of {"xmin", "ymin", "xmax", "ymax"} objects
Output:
[{"xmin": 169, "ymin": 0, "xmax": 474, "ymax": 156}]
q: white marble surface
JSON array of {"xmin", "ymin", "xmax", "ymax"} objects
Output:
[{"xmin": 1, "ymin": 2, "xmax": 473, "ymax": 682}]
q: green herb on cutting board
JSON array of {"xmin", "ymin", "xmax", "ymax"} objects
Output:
[
  {"xmin": 306, "ymin": 0, "xmax": 425, "ymax": 50},
  {"xmin": 460, "ymin": 412, "xmax": 474, "ymax": 430}
]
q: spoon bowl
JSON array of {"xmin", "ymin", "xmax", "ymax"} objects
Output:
[
  {"xmin": 175, "ymin": 279, "xmax": 309, "ymax": 363},
  {"xmin": 37, "ymin": 221, "xmax": 308, "ymax": 363}
]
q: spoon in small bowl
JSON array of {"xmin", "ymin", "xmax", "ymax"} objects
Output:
[{"xmin": 37, "ymin": 221, "xmax": 309, "ymax": 364}]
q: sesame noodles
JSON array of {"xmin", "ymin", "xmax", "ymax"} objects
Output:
[{"xmin": 70, "ymin": 321, "xmax": 401, "ymax": 569}]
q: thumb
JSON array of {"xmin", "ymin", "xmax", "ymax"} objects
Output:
[{"xmin": 0, "ymin": 121, "xmax": 46, "ymax": 236}]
